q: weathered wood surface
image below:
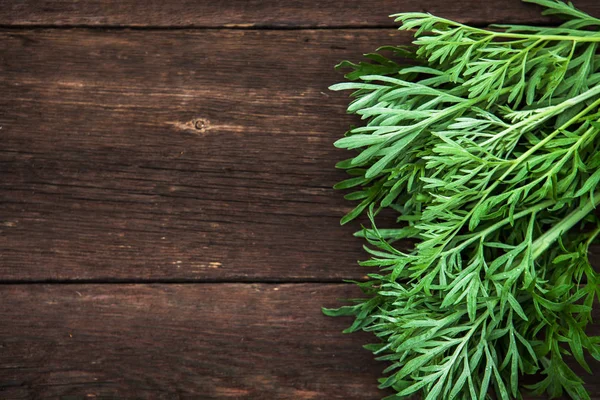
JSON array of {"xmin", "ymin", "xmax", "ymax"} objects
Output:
[
  {"xmin": 1, "ymin": 0, "xmax": 599, "ymax": 28},
  {"xmin": 0, "ymin": 284, "xmax": 389, "ymax": 399},
  {"xmin": 0, "ymin": 29, "xmax": 412, "ymax": 282},
  {"xmin": 2, "ymin": 1, "xmax": 600, "ymax": 398}
]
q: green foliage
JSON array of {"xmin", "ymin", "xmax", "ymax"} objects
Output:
[{"xmin": 325, "ymin": 1, "xmax": 600, "ymax": 399}]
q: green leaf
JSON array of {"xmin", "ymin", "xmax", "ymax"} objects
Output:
[
  {"xmin": 365, "ymin": 132, "xmax": 420, "ymax": 178},
  {"xmin": 334, "ymin": 134, "xmax": 387, "ymax": 150},
  {"xmin": 507, "ymin": 293, "xmax": 528, "ymax": 321},
  {"xmin": 575, "ymin": 168, "xmax": 600, "ymax": 197},
  {"xmin": 322, "ymin": 306, "xmax": 356, "ymax": 317}
]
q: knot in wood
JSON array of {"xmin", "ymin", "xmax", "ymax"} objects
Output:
[{"xmin": 193, "ymin": 118, "xmax": 209, "ymax": 132}]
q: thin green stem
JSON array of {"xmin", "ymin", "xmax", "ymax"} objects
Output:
[
  {"xmin": 404, "ymin": 14, "xmax": 600, "ymax": 43},
  {"xmin": 482, "ymin": 85, "xmax": 600, "ymax": 147},
  {"xmin": 443, "ymin": 198, "xmax": 558, "ymax": 256},
  {"xmin": 531, "ymin": 192, "xmax": 600, "ymax": 260}
]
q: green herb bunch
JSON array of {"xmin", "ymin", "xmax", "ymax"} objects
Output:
[{"xmin": 324, "ymin": 1, "xmax": 600, "ymax": 399}]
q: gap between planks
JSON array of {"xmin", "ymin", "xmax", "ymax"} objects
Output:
[
  {"xmin": 0, "ymin": 24, "xmax": 402, "ymax": 30},
  {"xmin": 0, "ymin": 21, "xmax": 570, "ymax": 31},
  {"xmin": 0, "ymin": 279, "xmax": 363, "ymax": 285}
]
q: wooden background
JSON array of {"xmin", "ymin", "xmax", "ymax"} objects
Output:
[{"xmin": 1, "ymin": 1, "xmax": 600, "ymax": 399}]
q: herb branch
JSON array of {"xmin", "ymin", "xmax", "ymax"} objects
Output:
[{"xmin": 325, "ymin": 1, "xmax": 600, "ymax": 399}]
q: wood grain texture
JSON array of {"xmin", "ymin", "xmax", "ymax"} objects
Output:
[
  {"xmin": 1, "ymin": 0, "xmax": 599, "ymax": 28},
  {"xmin": 0, "ymin": 29, "xmax": 413, "ymax": 282},
  {"xmin": 2, "ymin": 2, "xmax": 600, "ymax": 399},
  {"xmin": 0, "ymin": 283, "xmax": 389, "ymax": 399}
]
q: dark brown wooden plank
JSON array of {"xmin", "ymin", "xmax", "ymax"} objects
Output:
[
  {"xmin": 1, "ymin": 0, "xmax": 599, "ymax": 28},
  {"xmin": 0, "ymin": 283, "xmax": 597, "ymax": 399},
  {"xmin": 0, "ymin": 29, "xmax": 413, "ymax": 282},
  {"xmin": 0, "ymin": 283, "xmax": 388, "ymax": 399}
]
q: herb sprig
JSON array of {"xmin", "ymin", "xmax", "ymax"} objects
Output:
[{"xmin": 325, "ymin": 1, "xmax": 600, "ymax": 399}]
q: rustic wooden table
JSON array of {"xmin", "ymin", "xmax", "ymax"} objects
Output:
[{"xmin": 1, "ymin": 1, "xmax": 600, "ymax": 398}]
